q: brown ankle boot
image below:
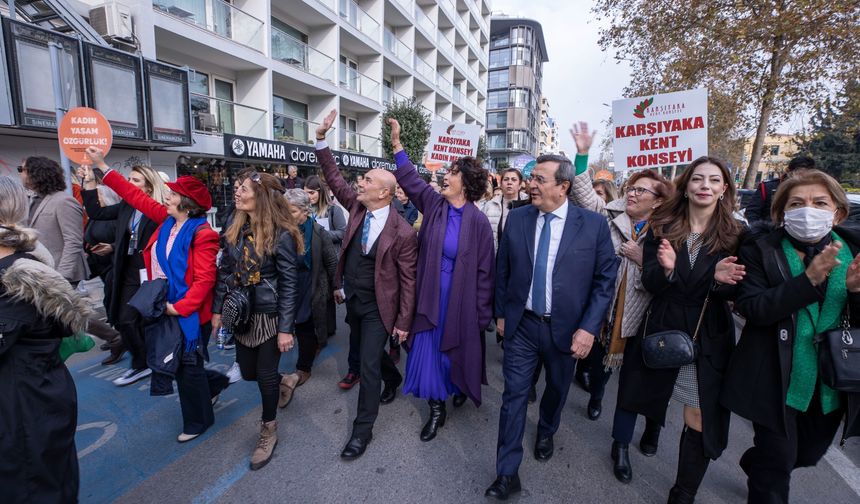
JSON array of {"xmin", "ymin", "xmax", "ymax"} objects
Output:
[
  {"xmin": 250, "ymin": 420, "xmax": 278, "ymax": 470},
  {"xmin": 296, "ymin": 370, "xmax": 311, "ymax": 386},
  {"xmin": 278, "ymin": 373, "xmax": 299, "ymax": 408}
]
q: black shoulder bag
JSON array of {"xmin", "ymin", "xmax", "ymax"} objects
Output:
[
  {"xmin": 815, "ymin": 306, "xmax": 860, "ymax": 393},
  {"xmin": 641, "ymin": 296, "xmax": 709, "ymax": 369}
]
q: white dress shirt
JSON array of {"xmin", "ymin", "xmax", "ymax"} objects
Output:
[
  {"xmin": 525, "ymin": 199, "xmax": 568, "ymax": 314},
  {"xmin": 363, "ymin": 205, "xmax": 389, "ymax": 252}
]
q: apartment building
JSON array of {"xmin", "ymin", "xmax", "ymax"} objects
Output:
[
  {"xmin": 538, "ymin": 95, "xmax": 559, "ymax": 155},
  {"xmin": 0, "ymin": 0, "xmax": 490, "ymax": 218},
  {"xmin": 484, "ymin": 15, "xmax": 546, "ymax": 171}
]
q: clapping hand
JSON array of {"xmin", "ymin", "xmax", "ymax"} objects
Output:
[
  {"xmin": 846, "ymin": 252, "xmax": 860, "ymax": 293},
  {"xmin": 714, "ymin": 256, "xmax": 746, "ymax": 285},
  {"xmin": 806, "ymin": 241, "xmax": 842, "ymax": 286},
  {"xmin": 315, "ymin": 109, "xmax": 337, "ymax": 140},
  {"xmin": 569, "ymin": 121, "xmax": 597, "ymax": 155},
  {"xmin": 657, "ymin": 239, "xmax": 676, "ymax": 277},
  {"xmin": 620, "ymin": 240, "xmax": 643, "ymax": 267}
]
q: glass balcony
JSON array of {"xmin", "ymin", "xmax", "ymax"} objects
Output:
[
  {"xmin": 339, "ymin": 130, "xmax": 381, "ymax": 156},
  {"xmin": 382, "ymin": 86, "xmax": 409, "ymax": 105},
  {"xmin": 191, "ymin": 93, "xmax": 267, "ymax": 137},
  {"xmin": 383, "ymin": 29, "xmax": 411, "ymax": 64},
  {"xmin": 339, "ymin": 0, "xmax": 380, "ymax": 42},
  {"xmin": 392, "ymin": 0, "xmax": 413, "ymax": 14},
  {"xmin": 271, "ymin": 26, "xmax": 335, "ymax": 82},
  {"xmin": 436, "ymin": 73, "xmax": 452, "ymax": 97},
  {"xmin": 273, "ymin": 113, "xmax": 319, "ymax": 145},
  {"xmin": 437, "ymin": 32, "xmax": 454, "ymax": 56},
  {"xmin": 315, "ymin": 0, "xmax": 336, "ymax": 11},
  {"xmin": 412, "ymin": 54, "xmax": 434, "ymax": 82},
  {"xmin": 413, "ymin": 5, "xmax": 435, "ymax": 37},
  {"xmin": 154, "ymin": 0, "xmax": 264, "ymax": 51},
  {"xmin": 339, "ymin": 62, "xmax": 380, "ymax": 100},
  {"xmin": 452, "ymin": 86, "xmax": 464, "ymax": 106}
]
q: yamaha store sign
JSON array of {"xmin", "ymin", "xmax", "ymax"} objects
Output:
[{"xmin": 224, "ymin": 134, "xmax": 395, "ymax": 171}]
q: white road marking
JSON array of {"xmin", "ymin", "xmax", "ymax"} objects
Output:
[{"xmin": 824, "ymin": 446, "xmax": 860, "ymax": 498}]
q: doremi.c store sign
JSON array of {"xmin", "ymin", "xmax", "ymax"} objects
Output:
[{"xmin": 612, "ymin": 88, "xmax": 708, "ymax": 172}]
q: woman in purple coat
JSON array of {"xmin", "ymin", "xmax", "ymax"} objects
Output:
[{"xmin": 387, "ymin": 119, "xmax": 495, "ymax": 441}]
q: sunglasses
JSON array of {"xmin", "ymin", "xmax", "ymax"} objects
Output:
[{"xmin": 249, "ymin": 171, "xmax": 262, "ymax": 185}]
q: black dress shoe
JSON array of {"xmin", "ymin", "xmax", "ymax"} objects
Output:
[
  {"xmin": 639, "ymin": 423, "xmax": 661, "ymax": 457},
  {"xmin": 586, "ymin": 398, "xmax": 602, "ymax": 421},
  {"xmin": 485, "ymin": 475, "xmax": 521, "ymax": 500},
  {"xmin": 452, "ymin": 393, "xmax": 467, "ymax": 408},
  {"xmin": 611, "ymin": 441, "xmax": 633, "ymax": 483},
  {"xmin": 380, "ymin": 381, "xmax": 399, "ymax": 405},
  {"xmin": 575, "ymin": 370, "xmax": 592, "ymax": 391},
  {"xmin": 420, "ymin": 400, "xmax": 446, "ymax": 441},
  {"xmin": 340, "ymin": 435, "xmax": 371, "ymax": 460},
  {"xmin": 528, "ymin": 384, "xmax": 537, "ymax": 403},
  {"xmin": 534, "ymin": 435, "xmax": 554, "ymax": 461}
]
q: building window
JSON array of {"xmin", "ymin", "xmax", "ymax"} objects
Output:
[
  {"xmin": 507, "ymin": 130, "xmax": 531, "ymax": 151},
  {"xmin": 488, "ymin": 133, "xmax": 505, "ymax": 149},
  {"xmin": 512, "ymin": 45, "xmax": 531, "ymax": 66},
  {"xmin": 488, "ymin": 69, "xmax": 508, "ymax": 89},
  {"xmin": 769, "ymin": 145, "xmax": 779, "ymax": 156},
  {"xmin": 488, "ymin": 90, "xmax": 509, "ymax": 109},
  {"xmin": 511, "ymin": 88, "xmax": 530, "ymax": 108},
  {"xmin": 489, "ymin": 48, "xmax": 511, "ymax": 68},
  {"xmin": 490, "ymin": 34, "xmax": 509, "ymax": 48},
  {"xmin": 273, "ymin": 96, "xmax": 309, "ymax": 143},
  {"xmin": 511, "ymin": 26, "xmax": 532, "ymax": 46},
  {"xmin": 487, "ymin": 111, "xmax": 507, "ymax": 129}
]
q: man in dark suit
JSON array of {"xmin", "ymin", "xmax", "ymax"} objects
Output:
[
  {"xmin": 486, "ymin": 154, "xmax": 617, "ymax": 500},
  {"xmin": 314, "ymin": 110, "xmax": 418, "ymax": 460}
]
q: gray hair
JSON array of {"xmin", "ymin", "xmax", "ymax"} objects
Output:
[
  {"xmin": 284, "ymin": 188, "xmax": 312, "ymax": 213},
  {"xmin": 97, "ymin": 185, "xmax": 122, "ymax": 206},
  {"xmin": 536, "ymin": 154, "xmax": 574, "ymax": 195},
  {"xmin": 0, "ymin": 175, "xmax": 38, "ymax": 251}
]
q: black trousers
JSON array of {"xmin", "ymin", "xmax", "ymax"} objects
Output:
[
  {"xmin": 236, "ymin": 336, "xmax": 281, "ymax": 423},
  {"xmin": 175, "ymin": 324, "xmax": 229, "ymax": 435},
  {"xmin": 295, "ymin": 318, "xmax": 317, "ymax": 373},
  {"xmin": 347, "ymin": 296, "xmax": 401, "ymax": 440},
  {"xmin": 117, "ymin": 261, "xmax": 146, "ymax": 370},
  {"xmin": 740, "ymin": 391, "xmax": 843, "ymax": 504},
  {"xmin": 581, "ymin": 341, "xmax": 611, "ymax": 402},
  {"xmin": 496, "ymin": 313, "xmax": 576, "ymax": 476}
]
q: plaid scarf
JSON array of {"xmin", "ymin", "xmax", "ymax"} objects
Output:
[{"xmin": 235, "ymin": 222, "xmax": 262, "ymax": 287}]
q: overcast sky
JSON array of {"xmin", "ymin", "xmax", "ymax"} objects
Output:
[{"xmin": 489, "ymin": 0, "xmax": 632, "ymax": 158}]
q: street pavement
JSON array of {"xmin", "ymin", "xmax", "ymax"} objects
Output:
[{"xmin": 70, "ymin": 302, "xmax": 860, "ymax": 504}]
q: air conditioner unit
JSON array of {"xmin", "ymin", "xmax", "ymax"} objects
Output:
[{"xmin": 89, "ymin": 2, "xmax": 134, "ymax": 41}]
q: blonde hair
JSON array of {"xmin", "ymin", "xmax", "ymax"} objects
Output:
[
  {"xmin": 0, "ymin": 176, "xmax": 38, "ymax": 251},
  {"xmin": 131, "ymin": 165, "xmax": 167, "ymax": 205}
]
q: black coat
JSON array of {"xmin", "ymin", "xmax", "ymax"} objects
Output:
[
  {"xmin": 617, "ymin": 230, "xmax": 737, "ymax": 459},
  {"xmin": 212, "ymin": 229, "xmax": 299, "ymax": 334},
  {"xmin": 308, "ymin": 222, "xmax": 338, "ymax": 344},
  {"xmin": 722, "ymin": 225, "xmax": 860, "ymax": 442},
  {"xmin": 84, "ymin": 212, "xmax": 117, "ymax": 280},
  {"xmin": 82, "ymin": 189, "xmax": 158, "ymax": 324}
]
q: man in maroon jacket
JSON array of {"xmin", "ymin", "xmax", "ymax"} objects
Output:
[{"xmin": 314, "ymin": 109, "xmax": 418, "ymax": 460}]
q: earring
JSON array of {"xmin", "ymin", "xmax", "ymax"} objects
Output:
[
  {"xmin": 684, "ymin": 193, "xmax": 688, "ymax": 199},
  {"xmin": 719, "ymin": 194, "xmax": 724, "ymax": 201}
]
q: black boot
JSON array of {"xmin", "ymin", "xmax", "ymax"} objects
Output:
[
  {"xmin": 420, "ymin": 400, "xmax": 447, "ymax": 441},
  {"xmin": 639, "ymin": 418, "xmax": 661, "ymax": 456},
  {"xmin": 667, "ymin": 427, "xmax": 710, "ymax": 503},
  {"xmin": 611, "ymin": 441, "xmax": 632, "ymax": 483}
]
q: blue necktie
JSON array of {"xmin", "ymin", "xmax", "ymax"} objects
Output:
[
  {"xmin": 532, "ymin": 213, "xmax": 556, "ymax": 315},
  {"xmin": 361, "ymin": 212, "xmax": 374, "ymax": 254}
]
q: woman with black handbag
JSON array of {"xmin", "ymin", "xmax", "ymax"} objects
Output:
[
  {"xmin": 211, "ymin": 171, "xmax": 303, "ymax": 471},
  {"xmin": 610, "ymin": 156, "xmax": 746, "ymax": 503},
  {"xmin": 722, "ymin": 169, "xmax": 860, "ymax": 504}
]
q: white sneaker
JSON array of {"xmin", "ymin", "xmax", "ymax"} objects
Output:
[
  {"xmin": 226, "ymin": 362, "xmax": 242, "ymax": 384},
  {"xmin": 177, "ymin": 432, "xmax": 200, "ymax": 443},
  {"xmin": 113, "ymin": 367, "xmax": 152, "ymax": 386}
]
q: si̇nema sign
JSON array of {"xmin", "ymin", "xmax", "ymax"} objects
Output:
[
  {"xmin": 612, "ymin": 88, "xmax": 708, "ymax": 172},
  {"xmin": 224, "ymin": 134, "xmax": 396, "ymax": 171}
]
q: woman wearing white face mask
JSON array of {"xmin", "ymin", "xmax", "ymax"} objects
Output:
[{"xmin": 723, "ymin": 169, "xmax": 860, "ymax": 504}]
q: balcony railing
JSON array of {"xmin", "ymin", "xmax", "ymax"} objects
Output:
[
  {"xmin": 412, "ymin": 54, "xmax": 434, "ymax": 82},
  {"xmin": 273, "ymin": 113, "xmax": 319, "ymax": 145},
  {"xmin": 339, "ymin": 130, "xmax": 381, "ymax": 156},
  {"xmin": 382, "ymin": 86, "xmax": 409, "ymax": 105},
  {"xmin": 392, "ymin": 0, "xmax": 413, "ymax": 14},
  {"xmin": 436, "ymin": 73, "xmax": 452, "ymax": 98},
  {"xmin": 271, "ymin": 27, "xmax": 335, "ymax": 82},
  {"xmin": 339, "ymin": 0, "xmax": 380, "ymax": 42},
  {"xmin": 191, "ymin": 93, "xmax": 267, "ymax": 138},
  {"xmin": 383, "ymin": 29, "xmax": 411, "ymax": 64},
  {"xmin": 437, "ymin": 32, "xmax": 454, "ymax": 56},
  {"xmin": 339, "ymin": 62, "xmax": 380, "ymax": 100},
  {"xmin": 413, "ymin": 5, "xmax": 435, "ymax": 37},
  {"xmin": 438, "ymin": 0, "xmax": 455, "ymax": 21},
  {"xmin": 154, "ymin": 0, "xmax": 264, "ymax": 51}
]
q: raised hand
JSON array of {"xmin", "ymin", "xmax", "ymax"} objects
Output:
[
  {"xmin": 387, "ymin": 117, "xmax": 403, "ymax": 152},
  {"xmin": 714, "ymin": 256, "xmax": 746, "ymax": 285},
  {"xmin": 657, "ymin": 238, "xmax": 677, "ymax": 276},
  {"xmin": 806, "ymin": 241, "xmax": 842, "ymax": 286},
  {"xmin": 84, "ymin": 146, "xmax": 109, "ymax": 169},
  {"xmin": 316, "ymin": 109, "xmax": 337, "ymax": 140},
  {"xmin": 570, "ymin": 121, "xmax": 597, "ymax": 155}
]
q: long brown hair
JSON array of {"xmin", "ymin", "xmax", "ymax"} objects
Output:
[
  {"xmin": 225, "ymin": 172, "xmax": 304, "ymax": 256},
  {"xmin": 649, "ymin": 156, "xmax": 742, "ymax": 255}
]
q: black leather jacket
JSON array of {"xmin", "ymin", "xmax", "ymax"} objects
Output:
[{"xmin": 212, "ymin": 230, "xmax": 299, "ymax": 334}]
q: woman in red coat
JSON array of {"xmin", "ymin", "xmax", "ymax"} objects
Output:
[{"xmin": 83, "ymin": 147, "xmax": 229, "ymax": 443}]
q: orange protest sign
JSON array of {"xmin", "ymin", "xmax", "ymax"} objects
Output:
[
  {"xmin": 594, "ymin": 169, "xmax": 615, "ymax": 181},
  {"xmin": 58, "ymin": 107, "xmax": 112, "ymax": 164}
]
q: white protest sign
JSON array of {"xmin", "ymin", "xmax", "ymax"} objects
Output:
[
  {"xmin": 612, "ymin": 88, "xmax": 708, "ymax": 172},
  {"xmin": 426, "ymin": 120, "xmax": 481, "ymax": 165}
]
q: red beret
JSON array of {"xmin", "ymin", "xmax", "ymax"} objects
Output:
[{"xmin": 166, "ymin": 176, "xmax": 212, "ymax": 211}]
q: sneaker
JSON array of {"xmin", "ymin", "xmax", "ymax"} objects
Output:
[
  {"xmin": 226, "ymin": 362, "xmax": 242, "ymax": 384},
  {"xmin": 338, "ymin": 372, "xmax": 360, "ymax": 390},
  {"xmin": 113, "ymin": 368, "xmax": 152, "ymax": 387},
  {"xmin": 223, "ymin": 336, "xmax": 236, "ymax": 350},
  {"xmin": 177, "ymin": 432, "xmax": 200, "ymax": 443}
]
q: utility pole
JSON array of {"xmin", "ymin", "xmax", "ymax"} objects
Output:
[{"xmin": 49, "ymin": 41, "xmax": 73, "ymax": 195}]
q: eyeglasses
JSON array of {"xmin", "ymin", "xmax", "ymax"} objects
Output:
[
  {"xmin": 16, "ymin": 166, "xmax": 25, "ymax": 173},
  {"xmin": 626, "ymin": 186, "xmax": 658, "ymax": 197}
]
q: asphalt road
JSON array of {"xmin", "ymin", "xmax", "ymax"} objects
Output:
[{"xmin": 70, "ymin": 302, "xmax": 860, "ymax": 504}]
